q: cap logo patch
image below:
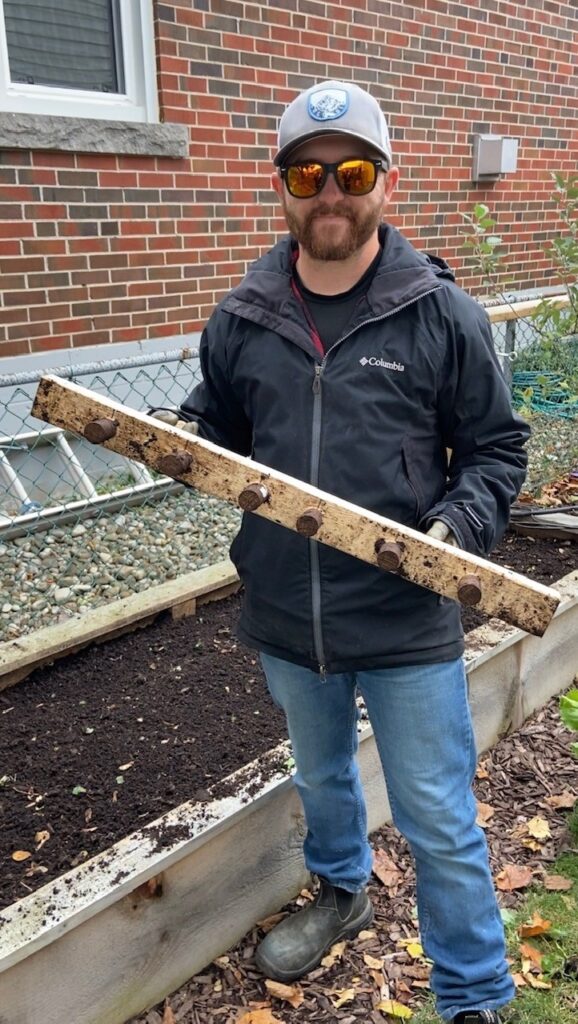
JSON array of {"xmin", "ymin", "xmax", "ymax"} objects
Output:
[{"xmin": 308, "ymin": 88, "xmax": 349, "ymax": 122}]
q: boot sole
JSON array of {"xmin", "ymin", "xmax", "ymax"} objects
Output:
[{"xmin": 255, "ymin": 901, "xmax": 375, "ymax": 983}]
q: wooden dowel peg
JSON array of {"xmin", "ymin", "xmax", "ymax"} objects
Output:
[
  {"xmin": 296, "ymin": 507, "xmax": 323, "ymax": 537},
  {"xmin": 83, "ymin": 417, "xmax": 118, "ymax": 444},
  {"xmin": 375, "ymin": 539, "xmax": 403, "ymax": 572},
  {"xmin": 238, "ymin": 482, "xmax": 269, "ymax": 512},
  {"xmin": 457, "ymin": 573, "xmax": 482, "ymax": 606},
  {"xmin": 156, "ymin": 450, "xmax": 194, "ymax": 478}
]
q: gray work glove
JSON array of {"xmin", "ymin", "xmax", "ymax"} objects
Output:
[
  {"xmin": 148, "ymin": 408, "xmax": 199, "ymax": 435},
  {"xmin": 426, "ymin": 520, "xmax": 459, "ymax": 547}
]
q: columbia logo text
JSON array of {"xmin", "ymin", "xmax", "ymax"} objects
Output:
[{"xmin": 359, "ymin": 356, "xmax": 405, "ymax": 372}]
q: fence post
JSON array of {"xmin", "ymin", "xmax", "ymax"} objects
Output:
[{"xmin": 503, "ymin": 318, "xmax": 516, "ymax": 386}]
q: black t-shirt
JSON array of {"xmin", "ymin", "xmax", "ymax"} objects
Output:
[{"xmin": 294, "ymin": 246, "xmax": 382, "ymax": 352}]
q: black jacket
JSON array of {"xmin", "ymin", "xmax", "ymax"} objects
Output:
[{"xmin": 180, "ymin": 225, "xmax": 530, "ymax": 672}]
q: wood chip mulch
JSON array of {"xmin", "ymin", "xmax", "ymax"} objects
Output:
[{"xmin": 129, "ymin": 689, "xmax": 578, "ymax": 1024}]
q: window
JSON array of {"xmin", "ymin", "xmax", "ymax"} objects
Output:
[{"xmin": 0, "ymin": 0, "xmax": 158, "ymax": 122}]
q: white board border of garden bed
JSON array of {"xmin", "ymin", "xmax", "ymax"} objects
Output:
[{"xmin": 1, "ymin": 567, "xmax": 577, "ymax": 1024}]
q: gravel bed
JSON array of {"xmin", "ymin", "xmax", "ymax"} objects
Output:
[
  {"xmin": 0, "ymin": 491, "xmax": 241, "ymax": 642},
  {"xmin": 522, "ymin": 413, "xmax": 578, "ymax": 495}
]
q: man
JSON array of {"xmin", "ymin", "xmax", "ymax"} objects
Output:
[{"xmin": 155, "ymin": 81, "xmax": 529, "ymax": 1023}]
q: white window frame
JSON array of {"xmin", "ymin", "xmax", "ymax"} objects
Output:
[{"xmin": 0, "ymin": 0, "xmax": 158, "ymax": 123}]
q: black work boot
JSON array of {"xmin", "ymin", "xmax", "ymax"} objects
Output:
[
  {"xmin": 453, "ymin": 1012, "xmax": 503, "ymax": 1024},
  {"xmin": 255, "ymin": 878, "xmax": 374, "ymax": 982}
]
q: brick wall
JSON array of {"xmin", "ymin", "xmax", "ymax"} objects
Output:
[{"xmin": 0, "ymin": 0, "xmax": 576, "ymax": 359}]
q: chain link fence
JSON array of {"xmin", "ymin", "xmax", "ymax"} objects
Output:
[
  {"xmin": 485, "ymin": 296, "xmax": 578, "ymax": 418},
  {"xmin": 0, "ymin": 297, "xmax": 576, "ymax": 644},
  {"xmin": 0, "ymin": 349, "xmax": 241, "ymax": 643}
]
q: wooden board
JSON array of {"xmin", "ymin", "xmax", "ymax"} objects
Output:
[
  {"xmin": 486, "ymin": 293, "xmax": 569, "ymax": 323},
  {"xmin": 31, "ymin": 374, "xmax": 561, "ymax": 636},
  {"xmin": 0, "ymin": 561, "xmax": 239, "ymax": 691}
]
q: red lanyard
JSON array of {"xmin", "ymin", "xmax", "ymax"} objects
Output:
[{"xmin": 290, "ymin": 250, "xmax": 325, "ymax": 357}]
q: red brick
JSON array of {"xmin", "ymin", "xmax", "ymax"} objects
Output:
[
  {"xmin": 0, "ymin": 339, "xmax": 32, "ymax": 356},
  {"xmin": 5, "ymin": 289, "xmax": 46, "ymax": 306},
  {"xmin": 30, "ymin": 335, "xmax": 71, "ymax": 353}
]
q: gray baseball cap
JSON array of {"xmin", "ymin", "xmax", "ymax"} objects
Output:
[{"xmin": 274, "ymin": 80, "xmax": 393, "ymax": 167}]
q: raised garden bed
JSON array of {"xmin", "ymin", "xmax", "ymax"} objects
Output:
[{"xmin": 0, "ymin": 532, "xmax": 576, "ymax": 1024}]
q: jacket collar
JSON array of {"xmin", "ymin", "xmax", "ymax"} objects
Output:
[{"xmin": 221, "ymin": 224, "xmax": 452, "ymax": 352}]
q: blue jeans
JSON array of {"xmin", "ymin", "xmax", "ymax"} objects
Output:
[{"xmin": 260, "ymin": 653, "xmax": 515, "ymax": 1021}]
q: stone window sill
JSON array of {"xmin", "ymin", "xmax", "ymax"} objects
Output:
[{"xmin": 0, "ymin": 112, "xmax": 189, "ymax": 159}]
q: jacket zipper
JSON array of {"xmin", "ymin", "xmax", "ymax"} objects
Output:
[
  {"xmin": 310, "ymin": 364, "xmax": 326, "ymax": 678},
  {"xmin": 307, "ymin": 285, "xmax": 442, "ymax": 678},
  {"xmin": 401, "ymin": 444, "xmax": 422, "ymax": 521}
]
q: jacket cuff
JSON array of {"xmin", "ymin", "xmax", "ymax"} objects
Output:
[{"xmin": 421, "ymin": 505, "xmax": 485, "ymax": 556}]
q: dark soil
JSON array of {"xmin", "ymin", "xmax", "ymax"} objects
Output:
[{"xmin": 0, "ymin": 533, "xmax": 575, "ymax": 911}]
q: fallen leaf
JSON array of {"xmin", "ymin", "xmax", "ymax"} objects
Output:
[
  {"xmin": 256, "ymin": 912, "xmax": 287, "ymax": 933},
  {"xmin": 405, "ymin": 942, "xmax": 424, "ymax": 959},
  {"xmin": 475, "ymin": 760, "xmax": 490, "ymax": 779},
  {"xmin": 527, "ymin": 816, "xmax": 551, "ymax": 840},
  {"xmin": 476, "ymin": 801, "xmax": 495, "ymax": 828},
  {"xmin": 403, "ymin": 963, "xmax": 431, "ymax": 981},
  {"xmin": 543, "ymin": 874, "xmax": 573, "ymax": 891},
  {"xmin": 297, "ymin": 888, "xmax": 314, "ymax": 902},
  {"xmin": 396, "ymin": 981, "xmax": 413, "ymax": 998},
  {"xmin": 264, "ymin": 980, "xmax": 304, "ymax": 1008},
  {"xmin": 358, "ymin": 929, "xmax": 376, "ymax": 940},
  {"xmin": 370, "ymin": 968, "xmax": 385, "ymax": 988},
  {"xmin": 329, "ymin": 987, "xmax": 356, "ymax": 1009},
  {"xmin": 512, "ymin": 972, "xmax": 528, "ymax": 987},
  {"xmin": 398, "ymin": 938, "xmax": 424, "ymax": 958},
  {"xmin": 34, "ymin": 830, "xmax": 50, "ymax": 850},
  {"xmin": 23, "ymin": 861, "xmax": 48, "ymax": 877},
  {"xmin": 543, "ymin": 791, "xmax": 576, "ymax": 810},
  {"xmin": 162, "ymin": 1005, "xmax": 176, "ymax": 1024},
  {"xmin": 509, "ymin": 822, "xmax": 530, "ymax": 841},
  {"xmin": 363, "ymin": 953, "xmax": 384, "ymax": 970},
  {"xmin": 11, "ymin": 850, "xmax": 31, "ymax": 862},
  {"xmin": 521, "ymin": 838, "xmax": 543, "ymax": 852},
  {"xmin": 376, "ymin": 998, "xmax": 413, "ymax": 1018},
  {"xmin": 321, "ymin": 940, "xmax": 346, "ymax": 968},
  {"xmin": 519, "ymin": 942, "xmax": 543, "ymax": 970},
  {"xmin": 237, "ymin": 1011, "xmax": 282, "ymax": 1024},
  {"xmin": 373, "ymin": 848, "xmax": 402, "ymax": 888},
  {"xmin": 518, "ymin": 912, "xmax": 552, "ymax": 938},
  {"xmin": 496, "ymin": 864, "xmax": 533, "ymax": 891},
  {"xmin": 524, "ymin": 973, "xmax": 552, "ymax": 989}
]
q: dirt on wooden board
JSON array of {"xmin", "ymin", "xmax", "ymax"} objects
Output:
[{"xmin": 0, "ymin": 532, "xmax": 576, "ymax": 911}]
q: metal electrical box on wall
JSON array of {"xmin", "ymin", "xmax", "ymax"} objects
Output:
[{"xmin": 472, "ymin": 135, "xmax": 519, "ymax": 181}]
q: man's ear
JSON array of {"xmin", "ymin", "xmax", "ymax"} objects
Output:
[
  {"xmin": 383, "ymin": 165, "xmax": 400, "ymax": 203},
  {"xmin": 271, "ymin": 170, "xmax": 284, "ymax": 199}
]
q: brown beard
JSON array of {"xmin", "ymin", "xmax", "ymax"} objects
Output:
[{"xmin": 283, "ymin": 197, "xmax": 383, "ymax": 260}]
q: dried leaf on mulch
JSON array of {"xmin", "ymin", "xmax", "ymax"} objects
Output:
[{"xmin": 496, "ymin": 864, "xmax": 534, "ymax": 891}]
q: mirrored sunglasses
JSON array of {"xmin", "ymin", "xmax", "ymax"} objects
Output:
[{"xmin": 280, "ymin": 157, "xmax": 386, "ymax": 199}]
